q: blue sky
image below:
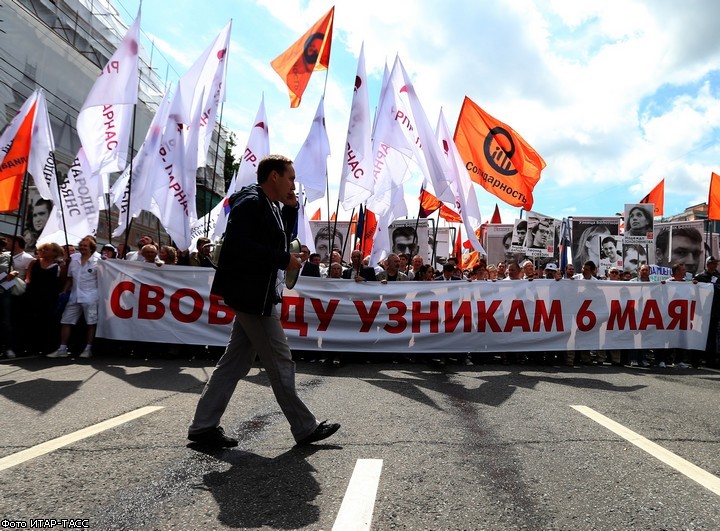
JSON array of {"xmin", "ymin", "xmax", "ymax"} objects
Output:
[{"xmin": 113, "ymin": 0, "xmax": 720, "ymax": 224}]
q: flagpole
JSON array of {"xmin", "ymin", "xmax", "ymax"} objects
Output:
[
  {"xmin": 50, "ymin": 152, "xmax": 71, "ymax": 256},
  {"xmin": 412, "ymin": 186, "xmax": 424, "ymax": 258},
  {"xmin": 205, "ymin": 102, "xmax": 225, "ymax": 237},
  {"xmin": 430, "ymin": 217, "xmax": 439, "ymax": 266},
  {"xmin": 105, "ymin": 191, "xmax": 112, "ymax": 243},
  {"xmin": 340, "ymin": 206, "xmax": 355, "ymax": 261},
  {"xmin": 122, "ymin": 88, "xmax": 140, "ymax": 257}
]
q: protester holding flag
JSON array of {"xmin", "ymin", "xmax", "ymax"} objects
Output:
[{"xmin": 188, "ymin": 155, "xmax": 340, "ymax": 448}]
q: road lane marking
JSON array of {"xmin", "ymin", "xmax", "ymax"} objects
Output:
[
  {"xmin": 572, "ymin": 405, "xmax": 720, "ymax": 497},
  {"xmin": 333, "ymin": 458, "xmax": 383, "ymax": 531},
  {"xmin": 0, "ymin": 406, "xmax": 164, "ymax": 472}
]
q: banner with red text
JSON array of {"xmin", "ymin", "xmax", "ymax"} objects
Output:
[{"xmin": 97, "ymin": 261, "xmax": 713, "ymax": 352}]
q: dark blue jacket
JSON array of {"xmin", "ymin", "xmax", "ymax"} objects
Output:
[{"xmin": 211, "ymin": 184, "xmax": 297, "ymax": 316}]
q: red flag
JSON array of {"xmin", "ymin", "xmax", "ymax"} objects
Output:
[
  {"xmin": 490, "ymin": 203, "xmax": 502, "ymax": 224},
  {"xmin": 454, "ymin": 96, "xmax": 545, "ymax": 210},
  {"xmin": 639, "ymin": 179, "xmax": 664, "ymax": 216},
  {"xmin": 311, "ymin": 208, "xmax": 321, "ymax": 221},
  {"xmin": 0, "ymin": 101, "xmax": 37, "ymax": 212},
  {"xmin": 453, "ymin": 226, "xmax": 463, "ymax": 259},
  {"xmin": 361, "ymin": 208, "xmax": 377, "ymax": 256},
  {"xmin": 463, "ymin": 226, "xmax": 483, "ymax": 249},
  {"xmin": 270, "ymin": 7, "xmax": 334, "ymax": 108},
  {"xmin": 709, "ymin": 173, "xmax": 720, "ymax": 220}
]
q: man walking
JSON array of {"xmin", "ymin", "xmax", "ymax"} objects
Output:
[{"xmin": 188, "ymin": 155, "xmax": 340, "ymax": 448}]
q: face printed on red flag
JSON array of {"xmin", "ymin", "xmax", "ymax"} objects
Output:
[{"xmin": 271, "ymin": 7, "xmax": 334, "ymax": 108}]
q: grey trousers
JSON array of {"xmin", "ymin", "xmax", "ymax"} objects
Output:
[{"xmin": 189, "ymin": 305, "xmax": 318, "ymax": 442}]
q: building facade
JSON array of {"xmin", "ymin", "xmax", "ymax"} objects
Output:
[{"xmin": 0, "ymin": 0, "xmax": 227, "ymax": 250}]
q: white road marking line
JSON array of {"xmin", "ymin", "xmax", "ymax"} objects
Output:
[
  {"xmin": 0, "ymin": 406, "xmax": 164, "ymax": 472},
  {"xmin": 572, "ymin": 405, "xmax": 720, "ymax": 497},
  {"xmin": 333, "ymin": 458, "xmax": 383, "ymax": 531}
]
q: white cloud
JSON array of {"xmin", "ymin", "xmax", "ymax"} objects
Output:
[{"xmin": 133, "ymin": 0, "xmax": 720, "ymax": 221}]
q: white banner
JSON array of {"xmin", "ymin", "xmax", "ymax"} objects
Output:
[{"xmin": 97, "ymin": 261, "xmax": 714, "ymax": 352}]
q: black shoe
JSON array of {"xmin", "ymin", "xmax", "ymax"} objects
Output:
[
  {"xmin": 188, "ymin": 426, "xmax": 238, "ymax": 448},
  {"xmin": 296, "ymin": 421, "xmax": 340, "ymax": 446}
]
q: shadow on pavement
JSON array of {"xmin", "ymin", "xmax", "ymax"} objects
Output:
[{"xmin": 190, "ymin": 444, "xmax": 340, "ymax": 529}]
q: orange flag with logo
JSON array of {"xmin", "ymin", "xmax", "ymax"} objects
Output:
[
  {"xmin": 708, "ymin": 173, "xmax": 720, "ymax": 220},
  {"xmin": 454, "ymin": 96, "xmax": 545, "ymax": 210},
  {"xmin": 271, "ymin": 6, "xmax": 334, "ymax": 108},
  {"xmin": 639, "ymin": 179, "xmax": 664, "ymax": 216},
  {"xmin": 0, "ymin": 101, "xmax": 36, "ymax": 212}
]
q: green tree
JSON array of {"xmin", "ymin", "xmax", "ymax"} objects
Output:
[{"xmin": 224, "ymin": 132, "xmax": 240, "ymax": 191}]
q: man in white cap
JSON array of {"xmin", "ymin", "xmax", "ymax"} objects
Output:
[{"xmin": 543, "ymin": 263, "xmax": 559, "ymax": 280}]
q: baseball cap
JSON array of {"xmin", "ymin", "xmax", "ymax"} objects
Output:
[
  {"xmin": 706, "ymin": 256, "xmax": 717, "ymax": 264},
  {"xmin": 544, "ymin": 263, "xmax": 558, "ymax": 271}
]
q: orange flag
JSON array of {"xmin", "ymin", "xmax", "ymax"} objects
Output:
[
  {"xmin": 463, "ymin": 250, "xmax": 480, "ymax": 270},
  {"xmin": 709, "ymin": 173, "xmax": 720, "ymax": 220},
  {"xmin": 639, "ymin": 179, "xmax": 664, "ymax": 216},
  {"xmin": 361, "ymin": 208, "xmax": 377, "ymax": 256},
  {"xmin": 454, "ymin": 96, "xmax": 545, "ymax": 210},
  {"xmin": 419, "ymin": 187, "xmax": 462, "ymax": 222},
  {"xmin": 311, "ymin": 208, "xmax": 321, "ymax": 221},
  {"xmin": 0, "ymin": 101, "xmax": 36, "ymax": 212},
  {"xmin": 271, "ymin": 6, "xmax": 334, "ymax": 108}
]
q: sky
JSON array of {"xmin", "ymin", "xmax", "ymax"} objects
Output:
[{"xmin": 112, "ymin": 0, "xmax": 720, "ymax": 226}]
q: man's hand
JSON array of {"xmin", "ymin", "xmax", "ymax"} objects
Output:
[
  {"xmin": 282, "ymin": 191, "xmax": 298, "ymax": 208},
  {"xmin": 286, "ymin": 252, "xmax": 302, "ymax": 271}
]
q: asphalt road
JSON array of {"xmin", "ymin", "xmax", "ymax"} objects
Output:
[{"xmin": 1, "ymin": 351, "xmax": 719, "ymax": 530}]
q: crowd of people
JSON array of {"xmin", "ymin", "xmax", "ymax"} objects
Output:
[
  {"xmin": 0, "ymin": 232, "xmax": 220, "ymax": 361},
  {"xmin": 1, "ymin": 232, "xmax": 719, "ymax": 369}
]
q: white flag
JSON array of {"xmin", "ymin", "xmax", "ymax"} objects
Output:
[
  {"xmin": 397, "ymin": 58, "xmax": 455, "ymax": 205},
  {"xmin": 38, "ymin": 148, "xmax": 100, "ymax": 245},
  {"xmin": 296, "ymin": 184, "xmax": 315, "ymax": 253},
  {"xmin": 171, "ymin": 20, "xmax": 231, "ymax": 170},
  {"xmin": 365, "ymin": 63, "xmax": 410, "ymax": 218},
  {"xmin": 210, "ymin": 170, "xmax": 238, "ymax": 240},
  {"xmin": 435, "ymin": 109, "xmax": 485, "ymax": 254},
  {"xmin": 369, "ymin": 184, "xmax": 407, "ymax": 267},
  {"xmin": 26, "ymin": 91, "xmax": 57, "ymax": 201},
  {"xmin": 294, "ymin": 96, "xmax": 331, "ymax": 203},
  {"xmin": 111, "ymin": 90, "xmax": 172, "ymax": 238},
  {"xmin": 189, "ymin": 201, "xmax": 222, "ymax": 252},
  {"xmin": 146, "ymin": 88, "xmax": 204, "ymax": 250},
  {"xmin": 235, "ymin": 95, "xmax": 270, "ymax": 189},
  {"xmin": 338, "ymin": 43, "xmax": 373, "ymax": 210},
  {"xmin": 0, "ymin": 91, "xmax": 37, "ymax": 164},
  {"xmin": 76, "ymin": 9, "xmax": 140, "ymax": 175}
]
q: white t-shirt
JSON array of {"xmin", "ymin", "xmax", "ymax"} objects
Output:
[
  {"xmin": 68, "ymin": 253, "xmax": 100, "ymax": 304},
  {"xmin": 12, "ymin": 251, "xmax": 34, "ymax": 280}
]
